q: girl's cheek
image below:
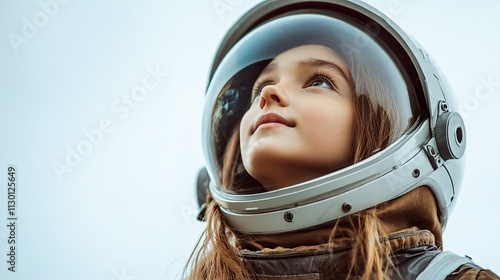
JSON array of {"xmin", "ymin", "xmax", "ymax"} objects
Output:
[{"xmin": 240, "ymin": 111, "xmax": 254, "ymax": 135}]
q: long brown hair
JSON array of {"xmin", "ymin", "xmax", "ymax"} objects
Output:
[{"xmin": 185, "ymin": 45, "xmax": 402, "ymax": 279}]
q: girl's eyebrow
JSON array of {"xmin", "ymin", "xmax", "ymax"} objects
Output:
[
  {"xmin": 298, "ymin": 58, "xmax": 351, "ymax": 83},
  {"xmin": 260, "ymin": 62, "xmax": 277, "ymax": 76}
]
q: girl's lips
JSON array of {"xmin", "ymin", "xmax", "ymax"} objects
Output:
[{"xmin": 253, "ymin": 112, "xmax": 295, "ymax": 132}]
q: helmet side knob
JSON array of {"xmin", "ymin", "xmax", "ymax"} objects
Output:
[{"xmin": 436, "ymin": 101, "xmax": 466, "ymax": 160}]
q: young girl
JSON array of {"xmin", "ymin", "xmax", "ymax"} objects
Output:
[{"xmin": 186, "ymin": 1, "xmax": 499, "ymax": 279}]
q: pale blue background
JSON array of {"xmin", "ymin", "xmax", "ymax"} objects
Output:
[{"xmin": 0, "ymin": 0, "xmax": 499, "ymax": 279}]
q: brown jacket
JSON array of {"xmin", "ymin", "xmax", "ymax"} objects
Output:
[{"xmin": 238, "ymin": 187, "xmax": 499, "ymax": 279}]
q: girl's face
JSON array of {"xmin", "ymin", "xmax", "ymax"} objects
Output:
[{"xmin": 239, "ymin": 44, "xmax": 355, "ymax": 191}]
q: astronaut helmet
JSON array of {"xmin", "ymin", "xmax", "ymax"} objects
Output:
[{"xmin": 200, "ymin": 0, "xmax": 466, "ymax": 234}]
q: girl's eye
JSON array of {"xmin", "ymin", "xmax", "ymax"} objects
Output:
[
  {"xmin": 308, "ymin": 76, "xmax": 334, "ymax": 89},
  {"xmin": 252, "ymin": 80, "xmax": 272, "ymax": 100}
]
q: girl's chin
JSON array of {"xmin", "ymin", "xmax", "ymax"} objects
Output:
[{"xmin": 246, "ymin": 165, "xmax": 326, "ymax": 192}]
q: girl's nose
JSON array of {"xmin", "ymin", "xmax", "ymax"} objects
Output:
[{"xmin": 259, "ymin": 84, "xmax": 289, "ymax": 109}]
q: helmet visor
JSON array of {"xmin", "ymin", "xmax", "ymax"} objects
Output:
[{"xmin": 203, "ymin": 13, "xmax": 422, "ymax": 194}]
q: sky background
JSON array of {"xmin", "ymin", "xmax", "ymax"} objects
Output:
[{"xmin": 0, "ymin": 0, "xmax": 499, "ymax": 279}]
